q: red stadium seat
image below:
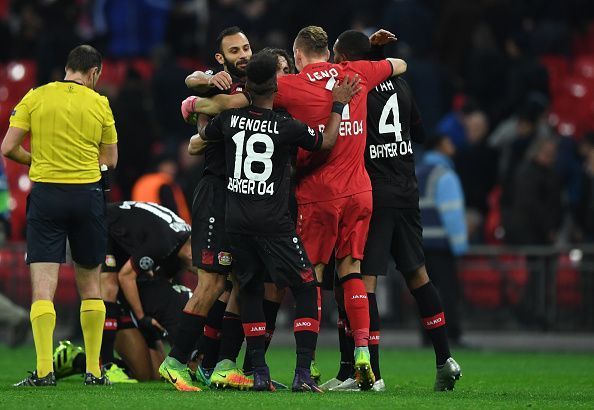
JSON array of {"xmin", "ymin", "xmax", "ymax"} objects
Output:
[
  {"xmin": 498, "ymin": 255, "xmax": 529, "ymax": 306},
  {"xmin": 458, "ymin": 256, "xmax": 502, "ymax": 308},
  {"xmin": 556, "ymin": 254, "xmax": 582, "ymax": 308},
  {"xmin": 549, "ymin": 76, "xmax": 594, "ymax": 138},
  {"xmin": 540, "ymin": 55, "xmax": 570, "ymax": 94}
]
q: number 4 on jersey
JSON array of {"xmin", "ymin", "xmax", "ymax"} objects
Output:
[{"xmin": 379, "ymin": 93, "xmax": 403, "ymax": 142}]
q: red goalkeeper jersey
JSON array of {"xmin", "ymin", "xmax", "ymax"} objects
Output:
[{"xmin": 274, "ymin": 59, "xmax": 392, "ymax": 204}]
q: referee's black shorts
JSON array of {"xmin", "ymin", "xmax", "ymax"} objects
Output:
[
  {"xmin": 361, "ymin": 207, "xmax": 425, "ymax": 277},
  {"xmin": 26, "ymin": 182, "xmax": 107, "ymax": 266}
]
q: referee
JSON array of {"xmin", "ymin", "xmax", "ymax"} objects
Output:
[{"xmin": 1, "ymin": 45, "xmax": 117, "ymax": 387}]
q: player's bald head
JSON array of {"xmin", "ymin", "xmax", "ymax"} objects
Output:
[{"xmin": 333, "ymin": 30, "xmax": 371, "ymax": 63}]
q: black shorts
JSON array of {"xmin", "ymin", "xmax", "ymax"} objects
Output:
[
  {"xmin": 26, "ymin": 182, "xmax": 106, "ymax": 266},
  {"xmin": 101, "ymin": 238, "xmax": 129, "ymax": 273},
  {"xmin": 361, "ymin": 207, "xmax": 425, "ymax": 276},
  {"xmin": 118, "ymin": 277, "xmax": 191, "ymax": 348},
  {"xmin": 229, "ymin": 233, "xmax": 316, "ymax": 289},
  {"xmin": 191, "ymin": 175, "xmax": 232, "ymax": 274}
]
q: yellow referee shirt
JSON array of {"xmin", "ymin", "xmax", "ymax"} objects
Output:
[{"xmin": 9, "ymin": 81, "xmax": 117, "ymax": 183}]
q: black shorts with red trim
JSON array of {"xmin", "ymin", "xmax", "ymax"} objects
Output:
[
  {"xmin": 229, "ymin": 232, "xmax": 316, "ymax": 290},
  {"xmin": 191, "ymin": 175, "xmax": 233, "ymax": 274},
  {"xmin": 361, "ymin": 207, "xmax": 425, "ymax": 276}
]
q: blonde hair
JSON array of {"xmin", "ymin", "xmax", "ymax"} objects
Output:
[{"xmin": 295, "ymin": 26, "xmax": 328, "ymax": 56}]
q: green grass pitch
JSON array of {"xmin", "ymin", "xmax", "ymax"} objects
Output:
[{"xmin": 1, "ymin": 345, "xmax": 593, "ymax": 409}]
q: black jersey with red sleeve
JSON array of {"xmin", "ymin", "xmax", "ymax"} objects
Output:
[
  {"xmin": 203, "ymin": 105, "xmax": 323, "ymax": 235},
  {"xmin": 365, "ymin": 76, "xmax": 425, "ymax": 209},
  {"xmin": 201, "ymin": 73, "xmax": 246, "ymax": 179},
  {"xmin": 106, "ymin": 201, "xmax": 191, "ymax": 278}
]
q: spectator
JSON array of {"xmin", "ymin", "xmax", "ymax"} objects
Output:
[
  {"xmin": 416, "ymin": 134, "xmax": 469, "ymax": 346},
  {"xmin": 454, "ymin": 109, "xmax": 498, "ymax": 241},
  {"xmin": 436, "ymin": 100, "xmax": 481, "ymax": 150},
  {"xmin": 131, "ymin": 155, "xmax": 191, "ymax": 223},
  {"xmin": 503, "ymin": 136, "xmax": 563, "ymax": 328},
  {"xmin": 111, "ymin": 67, "xmax": 156, "ymax": 199},
  {"xmin": 575, "ymin": 132, "xmax": 594, "ymax": 327},
  {"xmin": 504, "ymin": 136, "xmax": 562, "ymax": 245},
  {"xmin": 0, "ymin": 159, "xmax": 9, "ymax": 243},
  {"xmin": 151, "ymin": 45, "xmax": 195, "ymax": 148}
]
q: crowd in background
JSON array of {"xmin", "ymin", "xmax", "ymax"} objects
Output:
[{"xmin": 1, "ymin": 0, "xmax": 594, "ymax": 249}]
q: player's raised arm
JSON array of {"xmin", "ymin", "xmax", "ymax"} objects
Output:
[
  {"xmin": 180, "ymin": 93, "xmax": 250, "ymax": 120},
  {"xmin": 320, "ymin": 75, "xmax": 361, "ymax": 150},
  {"xmin": 185, "ymin": 70, "xmax": 233, "ymax": 95},
  {"xmin": 367, "ymin": 29, "xmax": 407, "ymax": 76}
]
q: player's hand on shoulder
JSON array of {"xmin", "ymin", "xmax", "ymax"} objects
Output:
[
  {"xmin": 181, "ymin": 96, "xmax": 200, "ymax": 124},
  {"xmin": 332, "ymin": 75, "xmax": 362, "ymax": 104},
  {"xmin": 209, "ymin": 71, "xmax": 233, "ymax": 90},
  {"xmin": 369, "ymin": 29, "xmax": 397, "ymax": 46}
]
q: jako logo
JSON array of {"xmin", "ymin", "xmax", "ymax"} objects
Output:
[
  {"xmin": 295, "ymin": 321, "xmax": 311, "ymax": 327},
  {"xmin": 426, "ymin": 317, "xmax": 442, "ymax": 326},
  {"xmin": 369, "ymin": 335, "xmax": 380, "ymax": 341},
  {"xmin": 351, "ymin": 294, "xmax": 368, "ymax": 300},
  {"xmin": 251, "ymin": 326, "xmax": 266, "ymax": 332}
]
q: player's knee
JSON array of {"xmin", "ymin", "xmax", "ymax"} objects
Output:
[
  {"xmin": 336, "ymin": 256, "xmax": 361, "ymax": 277},
  {"xmin": 404, "ymin": 264, "xmax": 429, "ymax": 290},
  {"xmin": 264, "ymin": 282, "xmax": 285, "ymax": 303},
  {"xmin": 100, "ymin": 272, "xmax": 119, "ymax": 301},
  {"xmin": 362, "ymin": 275, "xmax": 377, "ymax": 293}
]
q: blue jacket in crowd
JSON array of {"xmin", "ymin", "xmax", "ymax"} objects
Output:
[{"xmin": 416, "ymin": 151, "xmax": 469, "ymax": 256}]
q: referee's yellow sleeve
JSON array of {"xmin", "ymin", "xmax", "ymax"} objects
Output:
[
  {"xmin": 9, "ymin": 89, "xmax": 33, "ymax": 131},
  {"xmin": 100, "ymin": 96, "xmax": 117, "ymax": 144}
]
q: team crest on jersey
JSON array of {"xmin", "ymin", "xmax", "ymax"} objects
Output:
[
  {"xmin": 105, "ymin": 254, "xmax": 116, "ymax": 268},
  {"xmin": 218, "ymin": 252, "xmax": 232, "ymax": 266},
  {"xmin": 139, "ymin": 256, "xmax": 154, "ymax": 271},
  {"xmin": 202, "ymin": 249, "xmax": 214, "ymax": 265}
]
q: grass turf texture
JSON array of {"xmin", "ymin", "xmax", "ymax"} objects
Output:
[{"xmin": 1, "ymin": 345, "xmax": 593, "ymax": 409}]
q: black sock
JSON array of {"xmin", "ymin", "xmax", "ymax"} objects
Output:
[
  {"xmin": 243, "ymin": 299, "xmax": 280, "ymax": 373},
  {"xmin": 217, "ymin": 312, "xmax": 244, "ymax": 363},
  {"xmin": 411, "ymin": 281, "xmax": 451, "ymax": 366},
  {"xmin": 240, "ymin": 282, "xmax": 267, "ymax": 368},
  {"xmin": 368, "ymin": 292, "xmax": 381, "ymax": 380},
  {"xmin": 100, "ymin": 302, "xmax": 119, "ymax": 365},
  {"xmin": 199, "ymin": 299, "xmax": 227, "ymax": 369},
  {"xmin": 335, "ymin": 289, "xmax": 354, "ymax": 381},
  {"xmin": 73, "ymin": 352, "xmax": 86, "ymax": 374},
  {"xmin": 169, "ymin": 311, "xmax": 206, "ymax": 363},
  {"xmin": 292, "ymin": 284, "xmax": 319, "ymax": 370}
]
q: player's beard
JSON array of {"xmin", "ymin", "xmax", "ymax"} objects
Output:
[{"xmin": 224, "ymin": 56, "xmax": 249, "ymax": 80}]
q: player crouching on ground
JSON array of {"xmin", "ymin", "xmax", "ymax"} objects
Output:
[
  {"xmin": 199, "ymin": 50, "xmax": 360, "ymax": 392},
  {"xmin": 53, "ymin": 201, "xmax": 194, "ymax": 384}
]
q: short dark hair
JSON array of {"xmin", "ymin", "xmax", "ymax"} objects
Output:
[
  {"xmin": 246, "ymin": 51, "xmax": 278, "ymax": 96},
  {"xmin": 334, "ymin": 30, "xmax": 371, "ymax": 61},
  {"xmin": 294, "ymin": 26, "xmax": 328, "ymax": 56},
  {"xmin": 65, "ymin": 45, "xmax": 102, "ymax": 73},
  {"xmin": 216, "ymin": 26, "xmax": 245, "ymax": 53},
  {"xmin": 262, "ymin": 47, "xmax": 296, "ymax": 74}
]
